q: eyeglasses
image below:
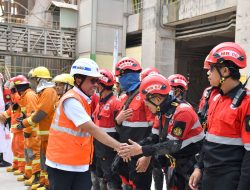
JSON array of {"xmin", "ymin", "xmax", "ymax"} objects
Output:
[
  {"xmin": 209, "ymin": 65, "xmax": 225, "ymax": 72},
  {"xmin": 90, "ymin": 77, "xmax": 99, "ymax": 84}
]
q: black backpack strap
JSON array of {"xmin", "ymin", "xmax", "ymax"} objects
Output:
[
  {"xmin": 159, "ymin": 102, "xmax": 178, "ymax": 141},
  {"xmin": 123, "ymin": 88, "xmax": 140, "ymax": 110}
]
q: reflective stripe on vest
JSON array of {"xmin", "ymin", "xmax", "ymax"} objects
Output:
[
  {"xmin": 100, "ymin": 127, "xmax": 116, "ymax": 133},
  {"xmin": 122, "ymin": 121, "xmax": 152, "ymax": 128},
  {"xmin": 206, "ymin": 132, "xmax": 243, "ymax": 146},
  {"xmin": 51, "ymin": 124, "xmax": 90, "ymax": 137}
]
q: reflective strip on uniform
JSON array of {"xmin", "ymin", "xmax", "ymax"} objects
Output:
[
  {"xmin": 179, "ymin": 103, "xmax": 191, "ymax": 108},
  {"xmin": 40, "ymin": 172, "xmax": 46, "ymax": 177},
  {"xmin": 25, "ymin": 166, "xmax": 32, "ymax": 170},
  {"xmin": 51, "ymin": 124, "xmax": 91, "ymax": 137},
  {"xmin": 21, "ymin": 107, "xmax": 26, "ymax": 113},
  {"xmin": 181, "ymin": 131, "xmax": 205, "ymax": 149},
  {"xmin": 167, "ymin": 134, "xmax": 178, "ymax": 140},
  {"xmin": 18, "ymin": 157, "xmax": 25, "ymax": 162},
  {"xmin": 100, "ymin": 127, "xmax": 116, "ymax": 133},
  {"xmin": 152, "ymin": 128, "xmax": 159, "ymax": 135},
  {"xmin": 206, "ymin": 132, "xmax": 243, "ymax": 146},
  {"xmin": 13, "ymin": 156, "xmax": 18, "ymax": 161},
  {"xmin": 11, "ymin": 124, "xmax": 17, "ymax": 129},
  {"xmin": 38, "ymin": 130, "xmax": 49, "ymax": 135},
  {"xmin": 27, "ymin": 117, "xmax": 36, "ymax": 126},
  {"xmin": 32, "ymin": 159, "xmax": 40, "ymax": 165},
  {"xmin": 122, "ymin": 121, "xmax": 151, "ymax": 128},
  {"xmin": 32, "ymin": 128, "xmax": 37, "ymax": 132},
  {"xmin": 244, "ymin": 144, "xmax": 250, "ymax": 151},
  {"xmin": 191, "ymin": 120, "xmax": 201, "ymax": 130},
  {"xmin": 3, "ymin": 112, "xmax": 10, "ymax": 118}
]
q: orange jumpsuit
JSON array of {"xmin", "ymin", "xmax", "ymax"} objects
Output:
[
  {"xmin": 2, "ymin": 93, "xmax": 25, "ymax": 173},
  {"xmin": 23, "ymin": 87, "xmax": 58, "ymax": 186},
  {"xmin": 18, "ymin": 88, "xmax": 40, "ymax": 178}
]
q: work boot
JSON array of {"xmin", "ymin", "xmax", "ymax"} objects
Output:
[
  {"xmin": 24, "ymin": 172, "xmax": 40, "ymax": 186},
  {"xmin": 31, "ymin": 183, "xmax": 44, "ymax": 190},
  {"xmin": 13, "ymin": 170, "xmax": 23, "ymax": 175},
  {"xmin": 17, "ymin": 175, "xmax": 29, "ymax": 182},
  {"xmin": 6, "ymin": 167, "xmax": 17, "ymax": 172},
  {"xmin": 107, "ymin": 182, "xmax": 122, "ymax": 190},
  {"xmin": 37, "ymin": 186, "xmax": 49, "ymax": 190},
  {"xmin": 122, "ymin": 184, "xmax": 133, "ymax": 190}
]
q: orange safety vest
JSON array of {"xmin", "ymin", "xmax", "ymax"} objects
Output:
[{"xmin": 46, "ymin": 89, "xmax": 94, "ymax": 165}]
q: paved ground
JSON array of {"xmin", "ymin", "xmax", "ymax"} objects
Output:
[{"xmin": 0, "ymin": 167, "xmax": 27, "ymax": 190}]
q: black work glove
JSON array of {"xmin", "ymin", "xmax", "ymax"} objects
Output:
[
  {"xmin": 16, "ymin": 112, "xmax": 27, "ymax": 123},
  {"xmin": 12, "ymin": 103, "xmax": 19, "ymax": 111},
  {"xmin": 17, "ymin": 121, "xmax": 25, "ymax": 130},
  {"xmin": 23, "ymin": 132, "xmax": 31, "ymax": 138}
]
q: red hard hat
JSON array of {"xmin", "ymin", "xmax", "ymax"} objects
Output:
[
  {"xmin": 99, "ymin": 69, "xmax": 115, "ymax": 86},
  {"xmin": 12, "ymin": 75, "xmax": 30, "ymax": 85},
  {"xmin": 141, "ymin": 67, "xmax": 159, "ymax": 81},
  {"xmin": 140, "ymin": 74, "xmax": 171, "ymax": 100},
  {"xmin": 206, "ymin": 42, "xmax": 246, "ymax": 69},
  {"xmin": 204, "ymin": 55, "xmax": 210, "ymax": 70},
  {"xmin": 115, "ymin": 57, "xmax": 142, "ymax": 76},
  {"xmin": 168, "ymin": 74, "xmax": 188, "ymax": 90}
]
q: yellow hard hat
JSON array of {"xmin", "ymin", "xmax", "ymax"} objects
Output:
[
  {"xmin": 32, "ymin": 66, "xmax": 52, "ymax": 79},
  {"xmin": 28, "ymin": 69, "xmax": 34, "ymax": 78},
  {"xmin": 52, "ymin": 73, "xmax": 74, "ymax": 86}
]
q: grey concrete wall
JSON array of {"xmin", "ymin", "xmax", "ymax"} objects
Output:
[
  {"xmin": 163, "ymin": 0, "xmax": 237, "ymax": 25},
  {"xmin": 141, "ymin": 0, "xmax": 175, "ymax": 77},
  {"xmin": 235, "ymin": 0, "xmax": 250, "ymax": 88},
  {"xmin": 78, "ymin": 0, "xmax": 124, "ymax": 70}
]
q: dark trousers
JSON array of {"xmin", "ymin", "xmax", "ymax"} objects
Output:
[
  {"xmin": 118, "ymin": 158, "xmax": 152, "ymax": 190},
  {"xmin": 96, "ymin": 156, "xmax": 122, "ymax": 189},
  {"xmin": 202, "ymin": 169, "xmax": 240, "ymax": 190},
  {"xmin": 47, "ymin": 166, "xmax": 92, "ymax": 190}
]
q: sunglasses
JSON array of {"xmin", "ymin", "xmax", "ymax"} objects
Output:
[
  {"xmin": 89, "ymin": 77, "xmax": 99, "ymax": 84},
  {"xmin": 10, "ymin": 88, "xmax": 17, "ymax": 94}
]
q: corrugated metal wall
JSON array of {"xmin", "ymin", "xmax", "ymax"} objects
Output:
[{"xmin": 9, "ymin": 55, "xmax": 73, "ymax": 77}]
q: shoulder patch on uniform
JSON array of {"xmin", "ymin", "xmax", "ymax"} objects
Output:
[
  {"xmin": 5, "ymin": 95, "xmax": 11, "ymax": 100},
  {"xmin": 171, "ymin": 121, "xmax": 186, "ymax": 137},
  {"xmin": 246, "ymin": 115, "xmax": 250, "ymax": 132}
]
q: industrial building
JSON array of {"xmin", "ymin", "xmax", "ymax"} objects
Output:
[{"xmin": 0, "ymin": 0, "xmax": 250, "ymax": 106}]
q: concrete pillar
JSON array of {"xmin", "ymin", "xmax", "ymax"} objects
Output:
[
  {"xmin": 141, "ymin": 0, "xmax": 175, "ymax": 77},
  {"xmin": 78, "ymin": 0, "xmax": 124, "ymax": 70},
  {"xmin": 235, "ymin": 0, "xmax": 250, "ymax": 88}
]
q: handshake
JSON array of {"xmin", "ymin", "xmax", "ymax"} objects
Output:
[
  {"xmin": 116, "ymin": 139, "xmax": 143, "ymax": 161},
  {"xmin": 112, "ymin": 139, "xmax": 151, "ymax": 173}
]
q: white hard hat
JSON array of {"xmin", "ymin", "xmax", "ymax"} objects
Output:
[{"xmin": 70, "ymin": 58, "xmax": 102, "ymax": 78}]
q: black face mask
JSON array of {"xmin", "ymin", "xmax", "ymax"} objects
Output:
[{"xmin": 159, "ymin": 94, "xmax": 176, "ymax": 114}]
